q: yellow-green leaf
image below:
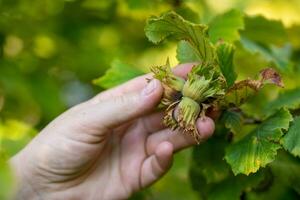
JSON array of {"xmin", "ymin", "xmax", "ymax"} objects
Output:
[{"xmin": 225, "ymin": 109, "xmax": 292, "ymax": 175}]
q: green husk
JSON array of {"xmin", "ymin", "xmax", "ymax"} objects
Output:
[
  {"xmin": 151, "ymin": 59, "xmax": 185, "ymax": 107},
  {"xmin": 177, "ymin": 97, "xmax": 201, "ymax": 142},
  {"xmin": 148, "ymin": 12, "xmax": 283, "ymax": 143}
]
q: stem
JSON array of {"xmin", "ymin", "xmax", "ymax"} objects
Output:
[
  {"xmin": 228, "ymin": 107, "xmax": 263, "ymax": 125},
  {"xmin": 243, "ymin": 118, "xmax": 262, "ymax": 125}
]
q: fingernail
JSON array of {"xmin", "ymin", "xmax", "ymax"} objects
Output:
[{"xmin": 142, "ymin": 79, "xmax": 157, "ymax": 97}]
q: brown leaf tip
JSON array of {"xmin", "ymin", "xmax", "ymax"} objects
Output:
[{"xmin": 259, "ymin": 68, "xmax": 284, "ymax": 88}]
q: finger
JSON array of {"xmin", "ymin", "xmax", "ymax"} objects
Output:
[
  {"xmin": 140, "ymin": 141, "xmax": 173, "ymax": 188},
  {"xmin": 75, "ymin": 79, "xmax": 163, "ymax": 132},
  {"xmin": 90, "ymin": 63, "xmax": 196, "ymax": 103},
  {"xmin": 139, "ymin": 112, "xmax": 165, "ymax": 134},
  {"xmin": 173, "ymin": 62, "xmax": 197, "ymax": 79},
  {"xmin": 146, "ymin": 117, "xmax": 215, "ymax": 155}
]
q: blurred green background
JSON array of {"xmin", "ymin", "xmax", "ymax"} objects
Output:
[{"xmin": 1, "ymin": 0, "xmax": 300, "ymax": 199}]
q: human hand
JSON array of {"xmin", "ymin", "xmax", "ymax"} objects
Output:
[{"xmin": 10, "ymin": 63, "xmax": 215, "ymax": 200}]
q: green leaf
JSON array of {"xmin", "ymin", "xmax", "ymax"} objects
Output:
[
  {"xmin": 264, "ymin": 88, "xmax": 300, "ymax": 116},
  {"xmin": 225, "ymin": 109, "xmax": 292, "ymax": 175},
  {"xmin": 270, "ymin": 151, "xmax": 300, "ymax": 194},
  {"xmin": 176, "ymin": 41, "xmax": 199, "ymax": 63},
  {"xmin": 287, "ymin": 25, "xmax": 300, "ymax": 48},
  {"xmin": 241, "ymin": 16, "xmax": 288, "ymax": 46},
  {"xmin": 207, "ymin": 172, "xmax": 265, "ymax": 200},
  {"xmin": 247, "ymin": 152, "xmax": 300, "ymax": 200},
  {"xmin": 93, "ymin": 60, "xmax": 144, "ymax": 89},
  {"xmin": 222, "ymin": 110, "xmax": 243, "ymax": 135},
  {"xmin": 209, "ymin": 9, "xmax": 244, "ymax": 44},
  {"xmin": 189, "ymin": 136, "xmax": 230, "ymax": 199},
  {"xmin": 151, "ymin": 150, "xmax": 199, "ymax": 200},
  {"xmin": 190, "ymin": 136, "xmax": 230, "ymax": 184},
  {"xmin": 216, "ymin": 42, "xmax": 237, "ymax": 87},
  {"xmin": 246, "ymin": 176, "xmax": 298, "ymax": 200},
  {"xmin": 240, "ymin": 37, "xmax": 293, "ymax": 73},
  {"xmin": 145, "ymin": 11, "xmax": 216, "ymax": 63},
  {"xmin": 282, "ymin": 116, "xmax": 300, "ymax": 157}
]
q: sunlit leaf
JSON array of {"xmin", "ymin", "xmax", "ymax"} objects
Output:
[
  {"xmin": 209, "ymin": 9, "xmax": 244, "ymax": 43},
  {"xmin": 93, "ymin": 60, "xmax": 144, "ymax": 89},
  {"xmin": 145, "ymin": 11, "xmax": 216, "ymax": 64},
  {"xmin": 225, "ymin": 109, "xmax": 292, "ymax": 175}
]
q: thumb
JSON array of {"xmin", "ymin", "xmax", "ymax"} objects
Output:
[{"xmin": 81, "ymin": 79, "xmax": 163, "ymax": 131}]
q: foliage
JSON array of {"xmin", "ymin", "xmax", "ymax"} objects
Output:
[
  {"xmin": 113, "ymin": 4, "xmax": 300, "ymax": 200},
  {"xmin": 93, "ymin": 59, "xmax": 144, "ymax": 89},
  {"xmin": 1, "ymin": 0, "xmax": 300, "ymax": 200}
]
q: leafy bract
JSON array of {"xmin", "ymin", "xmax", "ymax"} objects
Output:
[
  {"xmin": 265, "ymin": 88, "xmax": 300, "ymax": 116},
  {"xmin": 216, "ymin": 42, "xmax": 237, "ymax": 88},
  {"xmin": 145, "ymin": 11, "xmax": 215, "ymax": 64},
  {"xmin": 209, "ymin": 9, "xmax": 244, "ymax": 43},
  {"xmin": 151, "ymin": 59, "xmax": 185, "ymax": 107},
  {"xmin": 225, "ymin": 109, "xmax": 292, "ymax": 175},
  {"xmin": 282, "ymin": 116, "xmax": 300, "ymax": 157},
  {"xmin": 93, "ymin": 60, "xmax": 144, "ymax": 89}
]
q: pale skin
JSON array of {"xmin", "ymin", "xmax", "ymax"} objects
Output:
[{"xmin": 10, "ymin": 63, "xmax": 215, "ymax": 200}]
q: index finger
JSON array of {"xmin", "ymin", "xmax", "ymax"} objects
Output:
[{"xmin": 90, "ymin": 63, "xmax": 197, "ymax": 103}]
